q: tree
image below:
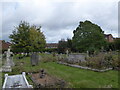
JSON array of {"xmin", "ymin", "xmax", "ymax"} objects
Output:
[
  {"xmin": 114, "ymin": 38, "xmax": 120, "ymax": 51},
  {"xmin": 58, "ymin": 39, "xmax": 67, "ymax": 54},
  {"xmin": 9, "ymin": 21, "xmax": 46, "ymax": 53},
  {"xmin": 66, "ymin": 38, "xmax": 75, "ymax": 53},
  {"xmin": 72, "ymin": 20, "xmax": 107, "ymax": 53},
  {"xmin": 67, "ymin": 38, "xmax": 72, "ymax": 49}
]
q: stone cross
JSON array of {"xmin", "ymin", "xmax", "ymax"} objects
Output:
[
  {"xmin": 2, "ymin": 47, "xmax": 14, "ymax": 72},
  {"xmin": 6, "ymin": 47, "xmax": 14, "ymax": 66}
]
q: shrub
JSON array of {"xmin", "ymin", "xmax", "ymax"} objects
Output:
[
  {"xmin": 111, "ymin": 54, "xmax": 119, "ymax": 69},
  {"xmin": 104, "ymin": 54, "xmax": 113, "ymax": 68},
  {"xmin": 85, "ymin": 52, "xmax": 119, "ymax": 69},
  {"xmin": 86, "ymin": 56, "xmax": 103, "ymax": 69},
  {"xmin": 79, "ymin": 61, "xmax": 86, "ymax": 67}
]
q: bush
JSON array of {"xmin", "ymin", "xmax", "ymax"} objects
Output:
[
  {"xmin": 86, "ymin": 55, "xmax": 104, "ymax": 69},
  {"xmin": 44, "ymin": 48, "xmax": 58, "ymax": 53},
  {"xmin": 104, "ymin": 54, "xmax": 113, "ymax": 68},
  {"xmin": 111, "ymin": 54, "xmax": 119, "ymax": 69},
  {"xmin": 16, "ymin": 54, "xmax": 24, "ymax": 59},
  {"xmin": 85, "ymin": 52, "xmax": 119, "ymax": 69},
  {"xmin": 78, "ymin": 61, "xmax": 86, "ymax": 67}
]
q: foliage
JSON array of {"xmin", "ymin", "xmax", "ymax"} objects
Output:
[
  {"xmin": 58, "ymin": 39, "xmax": 67, "ymax": 54},
  {"xmin": 112, "ymin": 54, "xmax": 120, "ymax": 69},
  {"xmin": 9, "ymin": 21, "xmax": 46, "ymax": 53},
  {"xmin": 44, "ymin": 48, "xmax": 58, "ymax": 53},
  {"xmin": 86, "ymin": 53, "xmax": 105, "ymax": 69},
  {"xmin": 58, "ymin": 38, "xmax": 74, "ymax": 53},
  {"xmin": 104, "ymin": 38, "xmax": 120, "ymax": 51},
  {"xmin": 72, "ymin": 20, "xmax": 107, "ymax": 53},
  {"xmin": 16, "ymin": 53, "xmax": 25, "ymax": 59},
  {"xmin": 104, "ymin": 42, "xmax": 116, "ymax": 51},
  {"xmin": 85, "ymin": 52, "xmax": 119, "ymax": 69},
  {"xmin": 114, "ymin": 39, "xmax": 120, "ymax": 51},
  {"xmin": 66, "ymin": 38, "xmax": 73, "ymax": 52},
  {"xmin": 104, "ymin": 54, "xmax": 113, "ymax": 67}
]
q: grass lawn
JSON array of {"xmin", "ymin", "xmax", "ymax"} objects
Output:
[{"xmin": 2, "ymin": 54, "xmax": 119, "ymax": 88}]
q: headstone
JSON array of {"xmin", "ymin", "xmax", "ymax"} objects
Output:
[
  {"xmin": 30, "ymin": 52, "xmax": 39, "ymax": 66},
  {"xmin": 2, "ymin": 47, "xmax": 14, "ymax": 72},
  {"xmin": 67, "ymin": 53, "xmax": 86, "ymax": 64}
]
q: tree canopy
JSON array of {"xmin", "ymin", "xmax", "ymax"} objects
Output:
[
  {"xmin": 58, "ymin": 39, "xmax": 67, "ymax": 54},
  {"xmin": 72, "ymin": 20, "xmax": 107, "ymax": 53},
  {"xmin": 57, "ymin": 38, "xmax": 73, "ymax": 53},
  {"xmin": 114, "ymin": 38, "xmax": 120, "ymax": 51},
  {"xmin": 9, "ymin": 21, "xmax": 46, "ymax": 53}
]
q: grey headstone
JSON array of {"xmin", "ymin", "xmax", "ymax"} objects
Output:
[
  {"xmin": 30, "ymin": 52, "xmax": 39, "ymax": 66},
  {"xmin": 66, "ymin": 53, "xmax": 86, "ymax": 63}
]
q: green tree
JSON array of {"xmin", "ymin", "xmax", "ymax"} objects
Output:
[
  {"xmin": 114, "ymin": 39, "xmax": 120, "ymax": 51},
  {"xmin": 67, "ymin": 38, "xmax": 72, "ymax": 49},
  {"xmin": 66, "ymin": 38, "xmax": 74, "ymax": 52},
  {"xmin": 72, "ymin": 20, "xmax": 107, "ymax": 53},
  {"xmin": 58, "ymin": 39, "xmax": 67, "ymax": 54},
  {"xmin": 9, "ymin": 21, "xmax": 46, "ymax": 53}
]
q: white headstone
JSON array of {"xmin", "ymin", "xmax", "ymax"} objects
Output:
[{"xmin": 2, "ymin": 47, "xmax": 14, "ymax": 72}]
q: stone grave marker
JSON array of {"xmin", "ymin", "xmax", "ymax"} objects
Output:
[
  {"xmin": 2, "ymin": 72, "xmax": 32, "ymax": 88},
  {"xmin": 66, "ymin": 53, "xmax": 86, "ymax": 63},
  {"xmin": 86, "ymin": 51, "xmax": 89, "ymax": 57},
  {"xmin": 30, "ymin": 52, "xmax": 39, "ymax": 66},
  {"xmin": 2, "ymin": 47, "xmax": 14, "ymax": 72}
]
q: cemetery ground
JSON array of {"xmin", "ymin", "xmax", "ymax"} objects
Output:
[{"xmin": 1, "ymin": 53, "xmax": 118, "ymax": 88}]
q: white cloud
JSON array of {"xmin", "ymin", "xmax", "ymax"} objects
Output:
[{"xmin": 1, "ymin": 0, "xmax": 119, "ymax": 42}]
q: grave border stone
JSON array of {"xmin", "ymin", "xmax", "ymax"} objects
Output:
[{"xmin": 2, "ymin": 72, "xmax": 33, "ymax": 88}]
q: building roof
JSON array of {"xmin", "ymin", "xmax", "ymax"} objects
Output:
[
  {"xmin": 46, "ymin": 43, "xmax": 58, "ymax": 48},
  {"xmin": 104, "ymin": 34, "xmax": 114, "ymax": 42},
  {"xmin": 0, "ymin": 40, "xmax": 11, "ymax": 50},
  {"xmin": 104, "ymin": 34, "xmax": 113, "ymax": 37}
]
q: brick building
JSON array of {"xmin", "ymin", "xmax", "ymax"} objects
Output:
[
  {"xmin": 104, "ymin": 34, "xmax": 114, "ymax": 42},
  {"xmin": 46, "ymin": 43, "xmax": 58, "ymax": 49},
  {"xmin": 0, "ymin": 40, "xmax": 11, "ymax": 51}
]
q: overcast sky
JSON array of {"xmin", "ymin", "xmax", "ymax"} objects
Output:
[{"xmin": 1, "ymin": 0, "xmax": 119, "ymax": 43}]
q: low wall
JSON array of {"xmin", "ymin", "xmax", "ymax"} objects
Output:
[
  {"xmin": 63, "ymin": 53, "xmax": 86, "ymax": 64},
  {"xmin": 2, "ymin": 72, "xmax": 33, "ymax": 88},
  {"xmin": 57, "ymin": 61, "xmax": 113, "ymax": 72}
]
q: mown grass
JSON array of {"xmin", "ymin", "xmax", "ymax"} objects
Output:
[{"xmin": 2, "ymin": 54, "xmax": 119, "ymax": 88}]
